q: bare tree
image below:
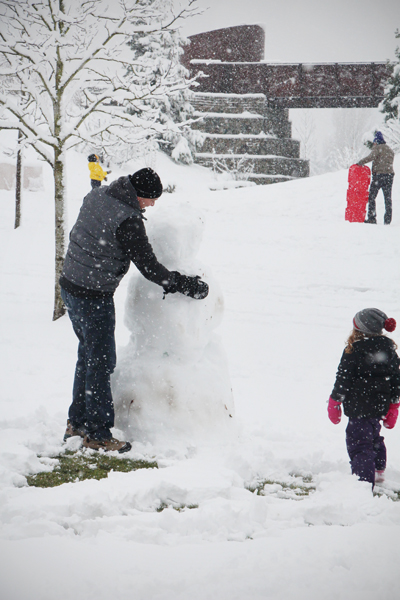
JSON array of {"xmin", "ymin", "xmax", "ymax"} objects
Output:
[
  {"xmin": 14, "ymin": 129, "xmax": 22, "ymax": 229},
  {"xmin": 0, "ymin": 0, "xmax": 199, "ymax": 320},
  {"xmin": 292, "ymin": 109, "xmax": 317, "ymax": 161},
  {"xmin": 327, "ymin": 108, "xmax": 379, "ymax": 170}
]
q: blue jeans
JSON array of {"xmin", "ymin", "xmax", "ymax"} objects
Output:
[
  {"xmin": 367, "ymin": 174, "xmax": 394, "ymax": 224},
  {"xmin": 61, "ymin": 288, "xmax": 116, "ymax": 440}
]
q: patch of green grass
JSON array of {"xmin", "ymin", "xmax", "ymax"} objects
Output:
[
  {"xmin": 373, "ymin": 488, "xmax": 400, "ymax": 501},
  {"xmin": 246, "ymin": 475, "xmax": 316, "ymax": 499},
  {"xmin": 156, "ymin": 502, "xmax": 199, "ymax": 513},
  {"xmin": 27, "ymin": 450, "xmax": 158, "ymax": 488}
]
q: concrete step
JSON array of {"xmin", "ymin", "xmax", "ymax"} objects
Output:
[
  {"xmin": 194, "ymin": 154, "xmax": 309, "ymax": 178},
  {"xmin": 200, "ymin": 136, "xmax": 301, "ymax": 158},
  {"xmin": 192, "ymin": 114, "xmax": 264, "ymax": 135},
  {"xmin": 192, "ymin": 113, "xmax": 292, "ymax": 139},
  {"xmin": 191, "ymin": 93, "xmax": 266, "ymax": 114},
  {"xmin": 247, "ymin": 174, "xmax": 293, "ymax": 185}
]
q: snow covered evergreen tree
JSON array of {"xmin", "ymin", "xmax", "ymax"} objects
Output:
[
  {"xmin": 0, "ymin": 0, "xmax": 199, "ymax": 320},
  {"xmin": 381, "ymin": 30, "xmax": 400, "ymax": 152},
  {"xmin": 124, "ymin": 29, "xmax": 203, "ymax": 165},
  {"xmin": 381, "ymin": 30, "xmax": 400, "ymax": 122}
]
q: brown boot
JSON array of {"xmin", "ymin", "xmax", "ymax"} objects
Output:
[
  {"xmin": 82, "ymin": 435, "xmax": 132, "ymax": 454},
  {"xmin": 63, "ymin": 419, "xmax": 86, "ymax": 442}
]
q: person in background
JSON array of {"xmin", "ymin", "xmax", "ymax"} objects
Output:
[
  {"xmin": 88, "ymin": 154, "xmax": 110, "ymax": 189},
  {"xmin": 328, "ymin": 308, "xmax": 400, "ymax": 488},
  {"xmin": 60, "ymin": 168, "xmax": 209, "ymax": 453},
  {"xmin": 357, "ymin": 132, "xmax": 395, "ymax": 225}
]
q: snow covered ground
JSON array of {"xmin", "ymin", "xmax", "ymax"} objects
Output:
[{"xmin": 1, "ymin": 148, "xmax": 400, "ymax": 600}]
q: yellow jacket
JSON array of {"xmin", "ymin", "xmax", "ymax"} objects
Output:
[{"xmin": 88, "ymin": 162, "xmax": 107, "ymax": 181}]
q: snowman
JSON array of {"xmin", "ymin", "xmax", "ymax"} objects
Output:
[{"xmin": 112, "ymin": 200, "xmax": 234, "ymax": 446}]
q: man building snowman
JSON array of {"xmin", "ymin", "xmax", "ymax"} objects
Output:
[{"xmin": 60, "ymin": 168, "xmax": 209, "ymax": 453}]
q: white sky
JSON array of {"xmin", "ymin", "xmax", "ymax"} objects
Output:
[{"xmin": 180, "ymin": 0, "xmax": 400, "ymax": 63}]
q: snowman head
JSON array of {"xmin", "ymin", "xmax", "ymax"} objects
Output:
[{"xmin": 147, "ymin": 203, "xmax": 204, "ymax": 266}]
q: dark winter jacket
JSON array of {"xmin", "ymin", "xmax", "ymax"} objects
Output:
[
  {"xmin": 331, "ymin": 336, "xmax": 400, "ymax": 418},
  {"xmin": 358, "ymin": 144, "xmax": 395, "ymax": 174},
  {"xmin": 60, "ymin": 176, "xmax": 172, "ymax": 297}
]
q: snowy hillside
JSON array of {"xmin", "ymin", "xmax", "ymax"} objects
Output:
[{"xmin": 1, "ymin": 149, "xmax": 400, "ymax": 600}]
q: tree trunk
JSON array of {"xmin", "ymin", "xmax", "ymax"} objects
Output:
[
  {"xmin": 14, "ymin": 130, "xmax": 22, "ymax": 229},
  {"xmin": 52, "ymin": 149, "xmax": 66, "ymax": 321}
]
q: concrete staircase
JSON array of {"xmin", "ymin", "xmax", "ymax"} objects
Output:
[{"xmin": 191, "ymin": 93, "xmax": 309, "ymax": 185}]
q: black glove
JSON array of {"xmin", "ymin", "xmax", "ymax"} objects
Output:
[{"xmin": 163, "ymin": 271, "xmax": 209, "ymax": 299}]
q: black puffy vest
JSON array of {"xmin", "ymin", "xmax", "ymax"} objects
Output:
[{"xmin": 62, "ymin": 178, "xmax": 142, "ymax": 293}]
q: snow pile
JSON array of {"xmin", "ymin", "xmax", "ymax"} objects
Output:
[{"xmin": 112, "ymin": 202, "xmax": 235, "ymax": 446}]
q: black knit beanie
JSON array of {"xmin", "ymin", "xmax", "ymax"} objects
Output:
[
  {"xmin": 129, "ymin": 168, "xmax": 163, "ymax": 199},
  {"xmin": 353, "ymin": 308, "xmax": 396, "ymax": 335}
]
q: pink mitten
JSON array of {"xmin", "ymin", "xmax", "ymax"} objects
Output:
[
  {"xmin": 328, "ymin": 397, "xmax": 342, "ymax": 424},
  {"xmin": 382, "ymin": 403, "xmax": 399, "ymax": 429}
]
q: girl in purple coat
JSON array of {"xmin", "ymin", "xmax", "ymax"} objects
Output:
[{"xmin": 328, "ymin": 308, "xmax": 400, "ymax": 487}]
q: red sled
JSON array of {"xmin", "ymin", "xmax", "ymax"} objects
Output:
[{"xmin": 345, "ymin": 164, "xmax": 371, "ymax": 223}]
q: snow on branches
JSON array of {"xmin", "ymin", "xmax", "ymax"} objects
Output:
[
  {"xmin": 0, "ymin": 0, "xmax": 200, "ymax": 164},
  {"xmin": 380, "ymin": 30, "xmax": 400, "ymax": 153},
  {"xmin": 0, "ymin": 0, "xmax": 200, "ymax": 320}
]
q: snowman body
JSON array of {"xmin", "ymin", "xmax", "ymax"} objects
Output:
[{"xmin": 112, "ymin": 202, "xmax": 234, "ymax": 444}]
